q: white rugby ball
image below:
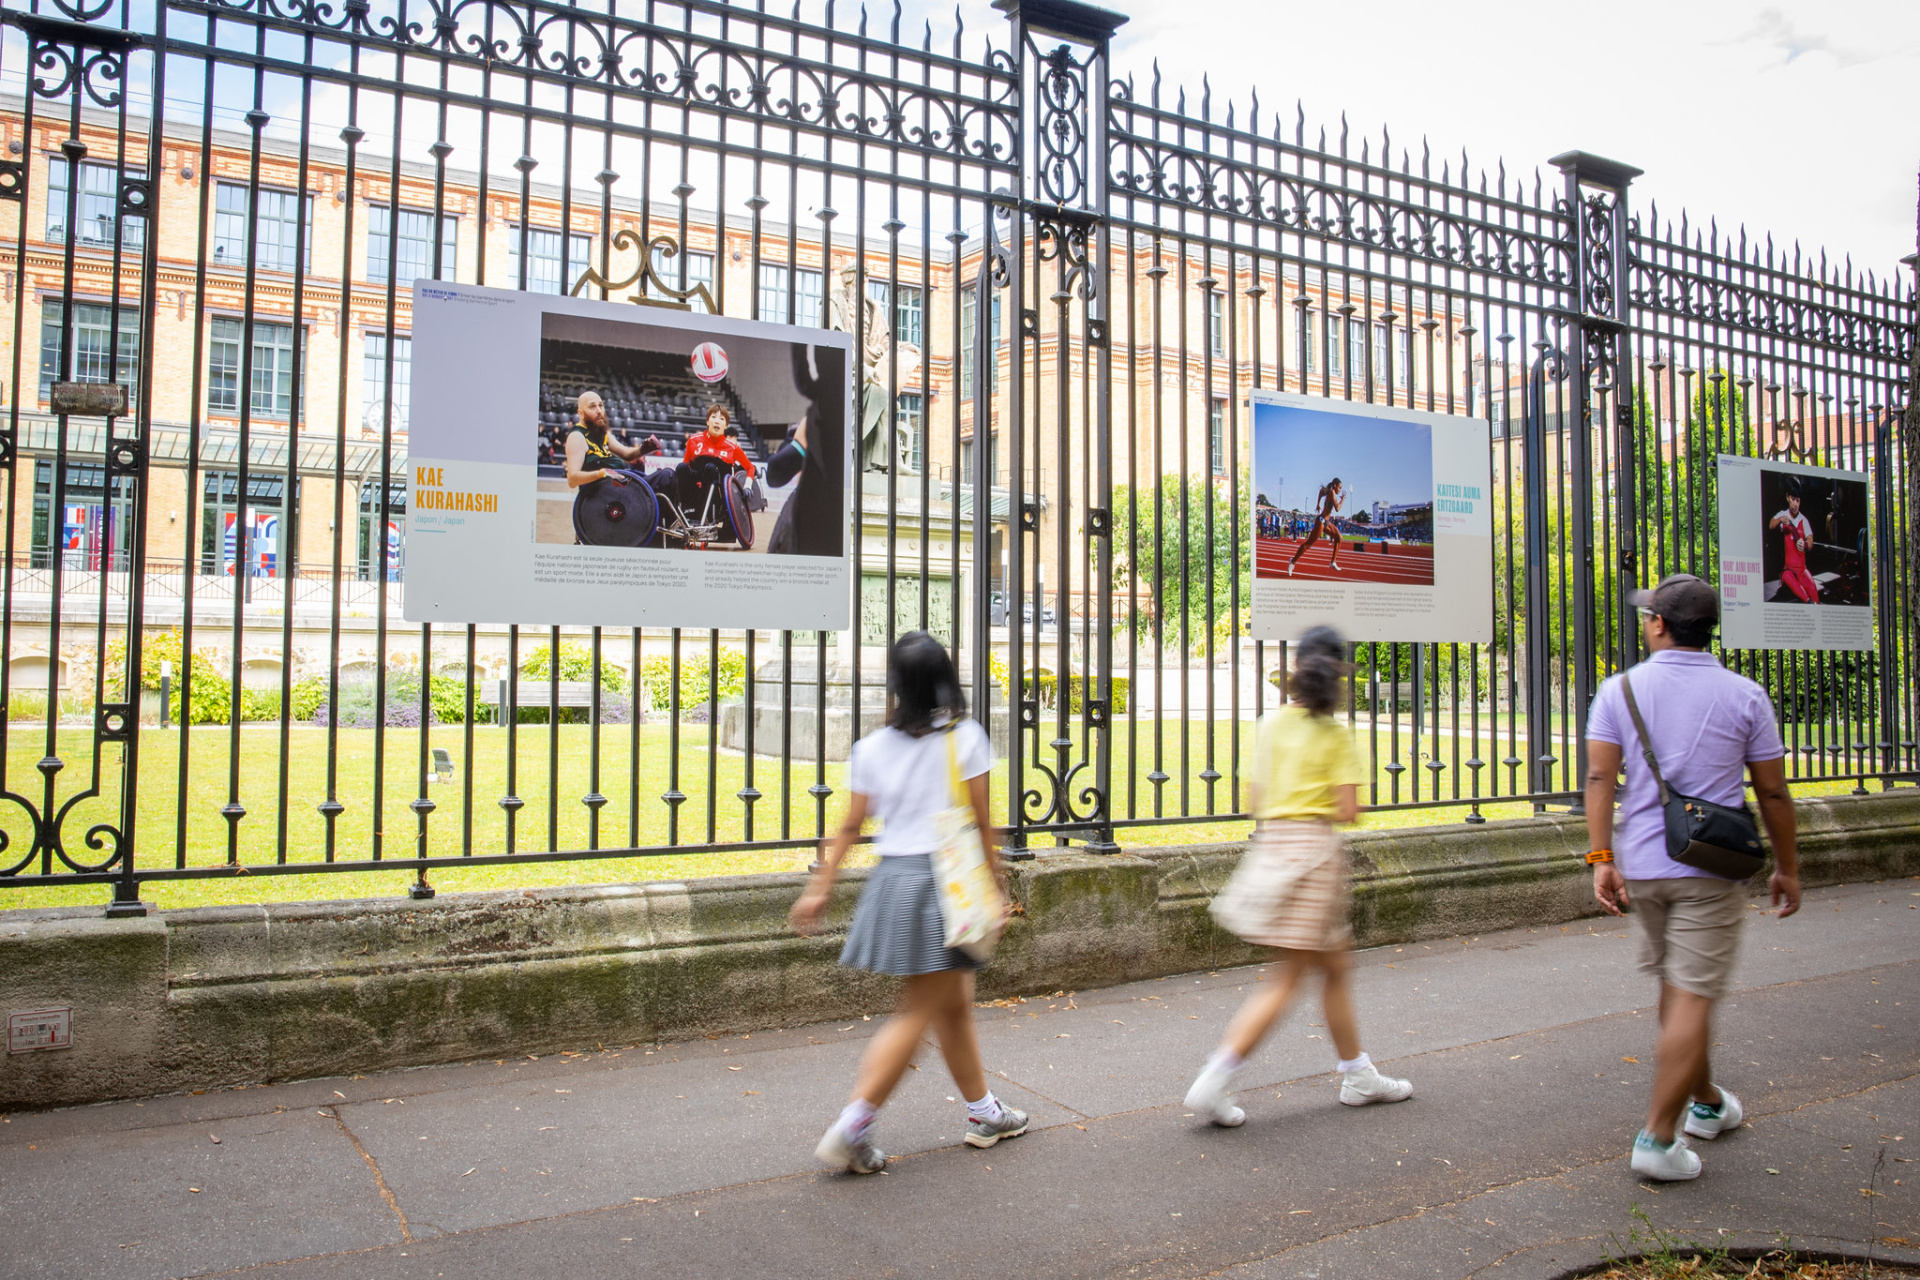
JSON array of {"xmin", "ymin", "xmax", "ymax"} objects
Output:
[{"xmin": 690, "ymin": 341, "xmax": 729, "ymax": 384}]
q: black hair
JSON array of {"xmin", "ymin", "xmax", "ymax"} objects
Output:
[
  {"xmin": 1293, "ymin": 625, "xmax": 1346, "ymax": 665},
  {"xmin": 1664, "ymin": 616, "xmax": 1717, "ymax": 649},
  {"xmin": 886, "ymin": 630, "xmax": 967, "ymax": 737},
  {"xmin": 1782, "ymin": 474, "xmax": 1802, "ymax": 499},
  {"xmin": 1288, "ymin": 651, "xmax": 1346, "ymax": 717}
]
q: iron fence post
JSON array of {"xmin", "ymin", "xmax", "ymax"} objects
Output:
[{"xmin": 1552, "ymin": 151, "xmax": 1641, "ymax": 805}]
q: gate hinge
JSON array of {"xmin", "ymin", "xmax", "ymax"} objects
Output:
[
  {"xmin": 0, "ymin": 160, "xmax": 23, "ymax": 203},
  {"xmin": 1019, "ymin": 501, "xmax": 1041, "ymax": 532},
  {"xmin": 1086, "ymin": 317, "xmax": 1108, "ymax": 348},
  {"xmin": 1019, "ymin": 699, "xmax": 1040, "ymax": 729},
  {"xmin": 119, "ymin": 175, "xmax": 152, "ymax": 221},
  {"xmin": 1086, "ymin": 508, "xmax": 1111, "ymax": 536},
  {"xmin": 1085, "ymin": 698, "xmax": 1108, "ymax": 729},
  {"xmin": 1020, "ymin": 308, "xmax": 1039, "ymax": 339}
]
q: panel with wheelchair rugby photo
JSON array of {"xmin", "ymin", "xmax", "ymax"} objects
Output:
[{"xmin": 534, "ymin": 310, "xmax": 848, "ymax": 558}]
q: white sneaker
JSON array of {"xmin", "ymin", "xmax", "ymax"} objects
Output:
[
  {"xmin": 1339, "ymin": 1064, "xmax": 1413, "ymax": 1106},
  {"xmin": 815, "ymin": 1122, "xmax": 886, "ymax": 1174},
  {"xmin": 1683, "ymin": 1087, "xmax": 1743, "ymax": 1140},
  {"xmin": 1183, "ymin": 1060, "xmax": 1246, "ymax": 1127},
  {"xmin": 1630, "ymin": 1129, "xmax": 1702, "ymax": 1181}
]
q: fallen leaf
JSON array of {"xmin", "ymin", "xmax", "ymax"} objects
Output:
[
  {"xmin": 334, "ymin": 1091, "xmax": 346, "ymax": 1099},
  {"xmin": 461, "ymin": 1168, "xmax": 475, "ymax": 1177},
  {"xmin": 188, "ymin": 1188, "xmax": 201, "ymax": 1194},
  {"xmin": 743, "ymin": 1091, "xmax": 760, "ymax": 1096},
  {"xmin": 538, "ymin": 1126, "xmax": 555, "ymax": 1131},
  {"xmin": 209, "ymin": 1135, "xmax": 220, "ymax": 1144},
  {"xmin": 1621, "ymin": 1057, "xmax": 1639, "ymax": 1064},
  {"xmin": 727, "ymin": 1065, "xmax": 743, "ymax": 1072},
  {"xmin": 1509, "ymin": 1055, "xmax": 1522, "ymax": 1061},
  {"xmin": 1766, "ymin": 1168, "xmax": 1780, "ymax": 1175},
  {"xmin": 1290, "ymin": 1209, "xmax": 1312, "ymax": 1215}
]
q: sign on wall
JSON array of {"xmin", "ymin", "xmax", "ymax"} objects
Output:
[
  {"xmin": 1716, "ymin": 454, "xmax": 1872, "ymax": 651},
  {"xmin": 405, "ymin": 284, "xmax": 854, "ymax": 631},
  {"xmin": 1249, "ymin": 392, "xmax": 1493, "ymax": 645}
]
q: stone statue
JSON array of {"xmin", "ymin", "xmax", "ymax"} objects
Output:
[{"xmin": 831, "ymin": 265, "xmax": 922, "ymax": 473}]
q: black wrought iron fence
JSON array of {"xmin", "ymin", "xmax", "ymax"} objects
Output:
[{"xmin": 0, "ymin": 0, "xmax": 1911, "ymax": 914}]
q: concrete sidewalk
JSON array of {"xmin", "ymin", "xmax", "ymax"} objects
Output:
[{"xmin": 3, "ymin": 877, "xmax": 1915, "ymax": 1280}]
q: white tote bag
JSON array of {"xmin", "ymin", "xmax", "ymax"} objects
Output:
[{"xmin": 929, "ymin": 730, "xmax": 1006, "ymax": 960}]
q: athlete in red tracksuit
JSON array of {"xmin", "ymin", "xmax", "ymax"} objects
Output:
[
  {"xmin": 683, "ymin": 404, "xmax": 758, "ymax": 477},
  {"xmin": 1769, "ymin": 483, "xmax": 1818, "ymax": 603}
]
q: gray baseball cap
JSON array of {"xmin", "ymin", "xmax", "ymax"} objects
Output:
[{"xmin": 1627, "ymin": 573, "xmax": 1719, "ymax": 630}]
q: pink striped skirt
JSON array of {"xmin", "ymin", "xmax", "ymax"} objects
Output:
[{"xmin": 1209, "ymin": 818, "xmax": 1352, "ymax": 951}]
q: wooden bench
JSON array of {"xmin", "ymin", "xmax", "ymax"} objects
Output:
[{"xmin": 494, "ymin": 679, "xmax": 595, "ymax": 723}]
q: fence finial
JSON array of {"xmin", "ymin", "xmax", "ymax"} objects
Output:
[
  {"xmin": 1422, "ymin": 137, "xmax": 1430, "ymax": 179},
  {"xmin": 1201, "ymin": 74, "xmax": 1210, "ymax": 122},
  {"xmin": 1151, "ymin": 59, "xmax": 1161, "ymax": 107}
]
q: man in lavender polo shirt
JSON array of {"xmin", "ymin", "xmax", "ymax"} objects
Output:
[{"xmin": 1584, "ymin": 573, "xmax": 1801, "ymax": 1182}]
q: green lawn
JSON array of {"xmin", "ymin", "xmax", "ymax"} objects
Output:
[{"xmin": 0, "ymin": 715, "xmax": 1883, "ymax": 914}]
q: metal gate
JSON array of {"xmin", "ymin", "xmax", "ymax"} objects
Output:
[{"xmin": 1, "ymin": 0, "xmax": 1913, "ymax": 911}]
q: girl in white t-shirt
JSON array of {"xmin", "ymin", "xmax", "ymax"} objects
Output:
[{"xmin": 789, "ymin": 631, "xmax": 1024, "ymax": 1173}]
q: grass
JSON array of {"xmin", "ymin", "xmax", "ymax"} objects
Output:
[
  {"xmin": 0, "ymin": 714, "xmax": 1887, "ymax": 914},
  {"xmin": 1589, "ymin": 1205, "xmax": 1917, "ymax": 1279}
]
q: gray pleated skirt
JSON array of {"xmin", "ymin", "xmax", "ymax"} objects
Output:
[{"xmin": 839, "ymin": 853, "xmax": 980, "ymax": 976}]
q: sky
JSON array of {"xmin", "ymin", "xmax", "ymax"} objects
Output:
[
  {"xmin": 905, "ymin": 0, "xmax": 1920, "ymax": 275},
  {"xmin": 1252, "ymin": 405, "xmax": 1431, "ymax": 515}
]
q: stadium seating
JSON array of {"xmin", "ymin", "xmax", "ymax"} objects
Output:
[{"xmin": 534, "ymin": 340, "xmax": 773, "ymax": 469}]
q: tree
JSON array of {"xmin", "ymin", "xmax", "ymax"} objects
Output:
[{"xmin": 1111, "ymin": 469, "xmax": 1250, "ymax": 651}]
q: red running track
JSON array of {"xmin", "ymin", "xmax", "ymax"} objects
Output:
[{"xmin": 1254, "ymin": 535, "xmax": 1435, "ymax": 585}]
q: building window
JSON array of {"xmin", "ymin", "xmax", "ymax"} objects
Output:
[
  {"xmin": 200, "ymin": 472, "xmax": 294, "ymax": 577},
  {"xmin": 1302, "ymin": 310, "xmax": 1317, "ymax": 374},
  {"xmin": 1207, "ymin": 290, "xmax": 1225, "ymax": 359},
  {"xmin": 213, "ymin": 183, "xmax": 312, "ymax": 273},
  {"xmin": 867, "ymin": 281, "xmax": 925, "ymax": 346},
  {"xmin": 1348, "ymin": 317, "xmax": 1367, "ymax": 382},
  {"xmin": 794, "ymin": 267, "xmax": 824, "ymax": 326},
  {"xmin": 1209, "ymin": 398, "xmax": 1227, "ymax": 476},
  {"xmin": 47, "ymin": 157, "xmax": 144, "ymax": 252},
  {"xmin": 31, "ymin": 460, "xmax": 133, "ymax": 571},
  {"xmin": 1373, "ymin": 323, "xmax": 1390, "ymax": 385},
  {"xmin": 368, "ymin": 206, "xmax": 456, "ymax": 284},
  {"xmin": 758, "ymin": 263, "xmax": 791, "ymax": 324},
  {"xmin": 650, "ymin": 245, "xmax": 714, "ymax": 313},
  {"xmin": 209, "ymin": 318, "xmax": 300, "ymax": 420},
  {"xmin": 1396, "ymin": 328, "xmax": 1414, "ymax": 390},
  {"xmin": 39, "ymin": 299, "xmax": 141, "ymax": 403},
  {"xmin": 960, "ymin": 431, "xmax": 998, "ymax": 486},
  {"xmin": 363, "ymin": 333, "xmax": 412, "ymax": 434},
  {"xmin": 897, "ymin": 392, "xmax": 924, "ymax": 473},
  {"xmin": 357, "ymin": 481, "xmax": 406, "ymax": 582},
  {"xmin": 960, "ymin": 286, "xmax": 1003, "ymax": 397},
  {"xmin": 507, "ymin": 226, "xmax": 590, "ymax": 295}
]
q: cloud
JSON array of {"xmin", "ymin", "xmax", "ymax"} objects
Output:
[{"xmin": 1728, "ymin": 6, "xmax": 1876, "ymax": 67}]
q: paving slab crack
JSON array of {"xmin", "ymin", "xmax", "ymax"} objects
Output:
[{"xmin": 323, "ymin": 1106, "xmax": 414, "ymax": 1243}]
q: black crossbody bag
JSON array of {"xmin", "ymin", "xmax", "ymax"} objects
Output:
[{"xmin": 1617, "ymin": 672, "xmax": 1766, "ymax": 880}]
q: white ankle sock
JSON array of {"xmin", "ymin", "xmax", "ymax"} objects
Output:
[
  {"xmin": 965, "ymin": 1091, "xmax": 1003, "ymax": 1122},
  {"xmin": 1337, "ymin": 1053, "xmax": 1372, "ymax": 1075},
  {"xmin": 1208, "ymin": 1048, "xmax": 1245, "ymax": 1074},
  {"xmin": 836, "ymin": 1098, "xmax": 877, "ymax": 1137}
]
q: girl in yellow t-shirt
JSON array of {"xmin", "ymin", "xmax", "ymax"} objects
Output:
[{"xmin": 1183, "ymin": 626, "xmax": 1414, "ymax": 1127}]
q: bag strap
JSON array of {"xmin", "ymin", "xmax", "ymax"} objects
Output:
[
  {"xmin": 945, "ymin": 725, "xmax": 967, "ymax": 809},
  {"xmin": 1618, "ymin": 671, "xmax": 1671, "ymax": 806}
]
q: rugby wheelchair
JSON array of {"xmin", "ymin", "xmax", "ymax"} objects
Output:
[{"xmin": 573, "ymin": 456, "xmax": 765, "ymax": 551}]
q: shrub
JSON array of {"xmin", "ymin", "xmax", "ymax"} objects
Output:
[
  {"xmin": 290, "ymin": 674, "xmax": 328, "ymax": 722},
  {"xmin": 520, "ymin": 640, "xmax": 629, "ymax": 693},
  {"xmin": 640, "ymin": 648, "xmax": 747, "ymax": 714}
]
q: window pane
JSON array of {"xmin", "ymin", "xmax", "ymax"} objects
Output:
[
  {"xmin": 39, "ymin": 300, "xmax": 142, "ymax": 403},
  {"xmin": 510, "ymin": 226, "xmax": 588, "ymax": 295},
  {"xmin": 758, "ymin": 263, "xmax": 790, "ymax": 324},
  {"xmin": 363, "ymin": 333, "xmax": 413, "ymax": 433},
  {"xmin": 794, "ymin": 269, "xmax": 824, "ymax": 326},
  {"xmin": 896, "ymin": 285, "xmax": 923, "ymax": 347},
  {"xmin": 213, "ymin": 183, "xmax": 311, "ymax": 272},
  {"xmin": 46, "ymin": 158, "xmax": 144, "ymax": 251},
  {"xmin": 208, "ymin": 318, "xmax": 298, "ymax": 419},
  {"xmin": 897, "ymin": 392, "xmax": 923, "ymax": 473}
]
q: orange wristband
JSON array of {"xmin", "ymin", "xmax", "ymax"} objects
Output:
[{"xmin": 1586, "ymin": 849, "xmax": 1614, "ymax": 865}]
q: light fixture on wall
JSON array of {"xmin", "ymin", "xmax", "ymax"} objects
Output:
[
  {"xmin": 180, "ymin": 164, "xmax": 194, "ymax": 181},
  {"xmin": 168, "ymin": 510, "xmax": 177, "ymax": 523}
]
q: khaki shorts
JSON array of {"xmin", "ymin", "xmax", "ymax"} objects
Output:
[{"xmin": 1626, "ymin": 876, "xmax": 1747, "ymax": 1000}]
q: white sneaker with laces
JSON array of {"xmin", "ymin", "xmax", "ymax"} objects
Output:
[
  {"xmin": 1338, "ymin": 1064, "xmax": 1413, "ymax": 1106},
  {"xmin": 1183, "ymin": 1060, "xmax": 1246, "ymax": 1127},
  {"xmin": 1683, "ymin": 1087, "xmax": 1743, "ymax": 1140},
  {"xmin": 1630, "ymin": 1129, "xmax": 1701, "ymax": 1181}
]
